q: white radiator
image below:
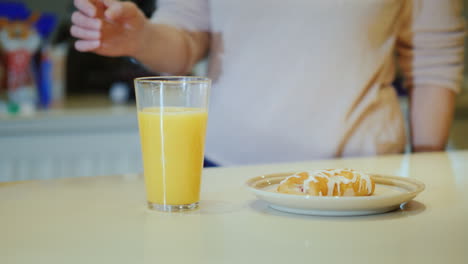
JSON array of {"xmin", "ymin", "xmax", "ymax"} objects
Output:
[{"xmin": 0, "ymin": 107, "xmax": 143, "ymax": 181}]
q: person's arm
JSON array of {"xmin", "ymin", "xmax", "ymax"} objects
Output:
[
  {"xmin": 71, "ymin": 0, "xmax": 209, "ymax": 74},
  {"xmin": 409, "ymin": 86, "xmax": 456, "ymax": 152},
  {"xmin": 397, "ymin": 0, "xmax": 465, "ymax": 152},
  {"xmin": 133, "ymin": 23, "xmax": 209, "ymax": 75}
]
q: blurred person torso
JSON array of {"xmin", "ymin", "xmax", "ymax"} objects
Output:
[
  {"xmin": 206, "ymin": 0, "xmax": 405, "ymax": 165},
  {"xmin": 153, "ymin": 0, "xmax": 463, "ymax": 165}
]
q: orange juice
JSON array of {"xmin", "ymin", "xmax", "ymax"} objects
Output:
[{"xmin": 138, "ymin": 107, "xmax": 208, "ymax": 205}]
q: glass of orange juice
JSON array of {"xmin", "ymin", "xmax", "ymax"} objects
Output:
[{"xmin": 134, "ymin": 76, "xmax": 211, "ymax": 211}]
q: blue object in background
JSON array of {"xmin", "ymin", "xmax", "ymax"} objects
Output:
[
  {"xmin": 203, "ymin": 158, "xmax": 218, "ymax": 168},
  {"xmin": 37, "ymin": 51, "xmax": 53, "ymax": 108},
  {"xmin": 34, "ymin": 13, "xmax": 57, "ymax": 108},
  {"xmin": 393, "ymin": 75, "xmax": 407, "ymax": 97},
  {"xmin": 35, "ymin": 13, "xmax": 56, "ymax": 39},
  {"xmin": 0, "ymin": 2, "xmax": 31, "ymax": 20}
]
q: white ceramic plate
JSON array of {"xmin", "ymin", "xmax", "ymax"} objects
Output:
[{"xmin": 246, "ymin": 172, "xmax": 425, "ymax": 216}]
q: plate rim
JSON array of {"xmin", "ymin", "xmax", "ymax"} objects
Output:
[{"xmin": 245, "ymin": 172, "xmax": 425, "ymax": 201}]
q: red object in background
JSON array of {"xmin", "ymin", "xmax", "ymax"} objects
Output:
[{"xmin": 5, "ymin": 49, "xmax": 33, "ymax": 91}]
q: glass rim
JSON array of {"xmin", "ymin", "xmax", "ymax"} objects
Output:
[{"xmin": 134, "ymin": 76, "xmax": 211, "ymax": 84}]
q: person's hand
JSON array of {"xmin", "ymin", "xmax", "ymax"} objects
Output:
[{"xmin": 70, "ymin": 0, "xmax": 148, "ymax": 57}]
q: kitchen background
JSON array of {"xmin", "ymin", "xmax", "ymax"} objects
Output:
[{"xmin": 0, "ymin": 0, "xmax": 467, "ymax": 181}]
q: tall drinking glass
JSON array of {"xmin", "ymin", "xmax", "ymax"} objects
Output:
[{"xmin": 134, "ymin": 76, "xmax": 211, "ymax": 211}]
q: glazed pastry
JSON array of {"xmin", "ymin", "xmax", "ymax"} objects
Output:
[{"xmin": 277, "ymin": 169, "xmax": 375, "ymax": 196}]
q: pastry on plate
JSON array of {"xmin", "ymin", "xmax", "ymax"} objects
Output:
[{"xmin": 277, "ymin": 169, "xmax": 375, "ymax": 196}]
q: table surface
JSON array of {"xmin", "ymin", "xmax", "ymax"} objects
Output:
[{"xmin": 1, "ymin": 151, "xmax": 467, "ymax": 264}]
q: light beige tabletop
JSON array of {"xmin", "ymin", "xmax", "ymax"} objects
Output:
[{"xmin": 1, "ymin": 151, "xmax": 467, "ymax": 264}]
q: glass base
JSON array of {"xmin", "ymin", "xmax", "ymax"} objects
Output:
[{"xmin": 147, "ymin": 201, "xmax": 199, "ymax": 212}]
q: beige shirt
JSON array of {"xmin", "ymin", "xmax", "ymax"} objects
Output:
[{"xmin": 153, "ymin": 0, "xmax": 465, "ymax": 166}]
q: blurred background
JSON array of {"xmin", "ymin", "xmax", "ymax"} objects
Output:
[{"xmin": 0, "ymin": 0, "xmax": 467, "ymax": 181}]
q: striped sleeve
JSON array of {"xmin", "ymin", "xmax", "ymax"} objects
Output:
[{"xmin": 397, "ymin": 0, "xmax": 466, "ymax": 93}]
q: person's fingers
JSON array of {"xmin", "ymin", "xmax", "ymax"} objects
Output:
[
  {"xmin": 93, "ymin": 0, "xmax": 107, "ymax": 18},
  {"xmin": 71, "ymin": 11, "xmax": 101, "ymax": 30},
  {"xmin": 73, "ymin": 0, "xmax": 96, "ymax": 17},
  {"xmin": 101, "ymin": 0, "xmax": 116, "ymax": 8},
  {"xmin": 70, "ymin": 25, "xmax": 101, "ymax": 40},
  {"xmin": 75, "ymin": 40, "xmax": 100, "ymax": 51},
  {"xmin": 104, "ymin": 1, "xmax": 138, "ymax": 21},
  {"xmin": 103, "ymin": 0, "xmax": 124, "ymax": 21}
]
